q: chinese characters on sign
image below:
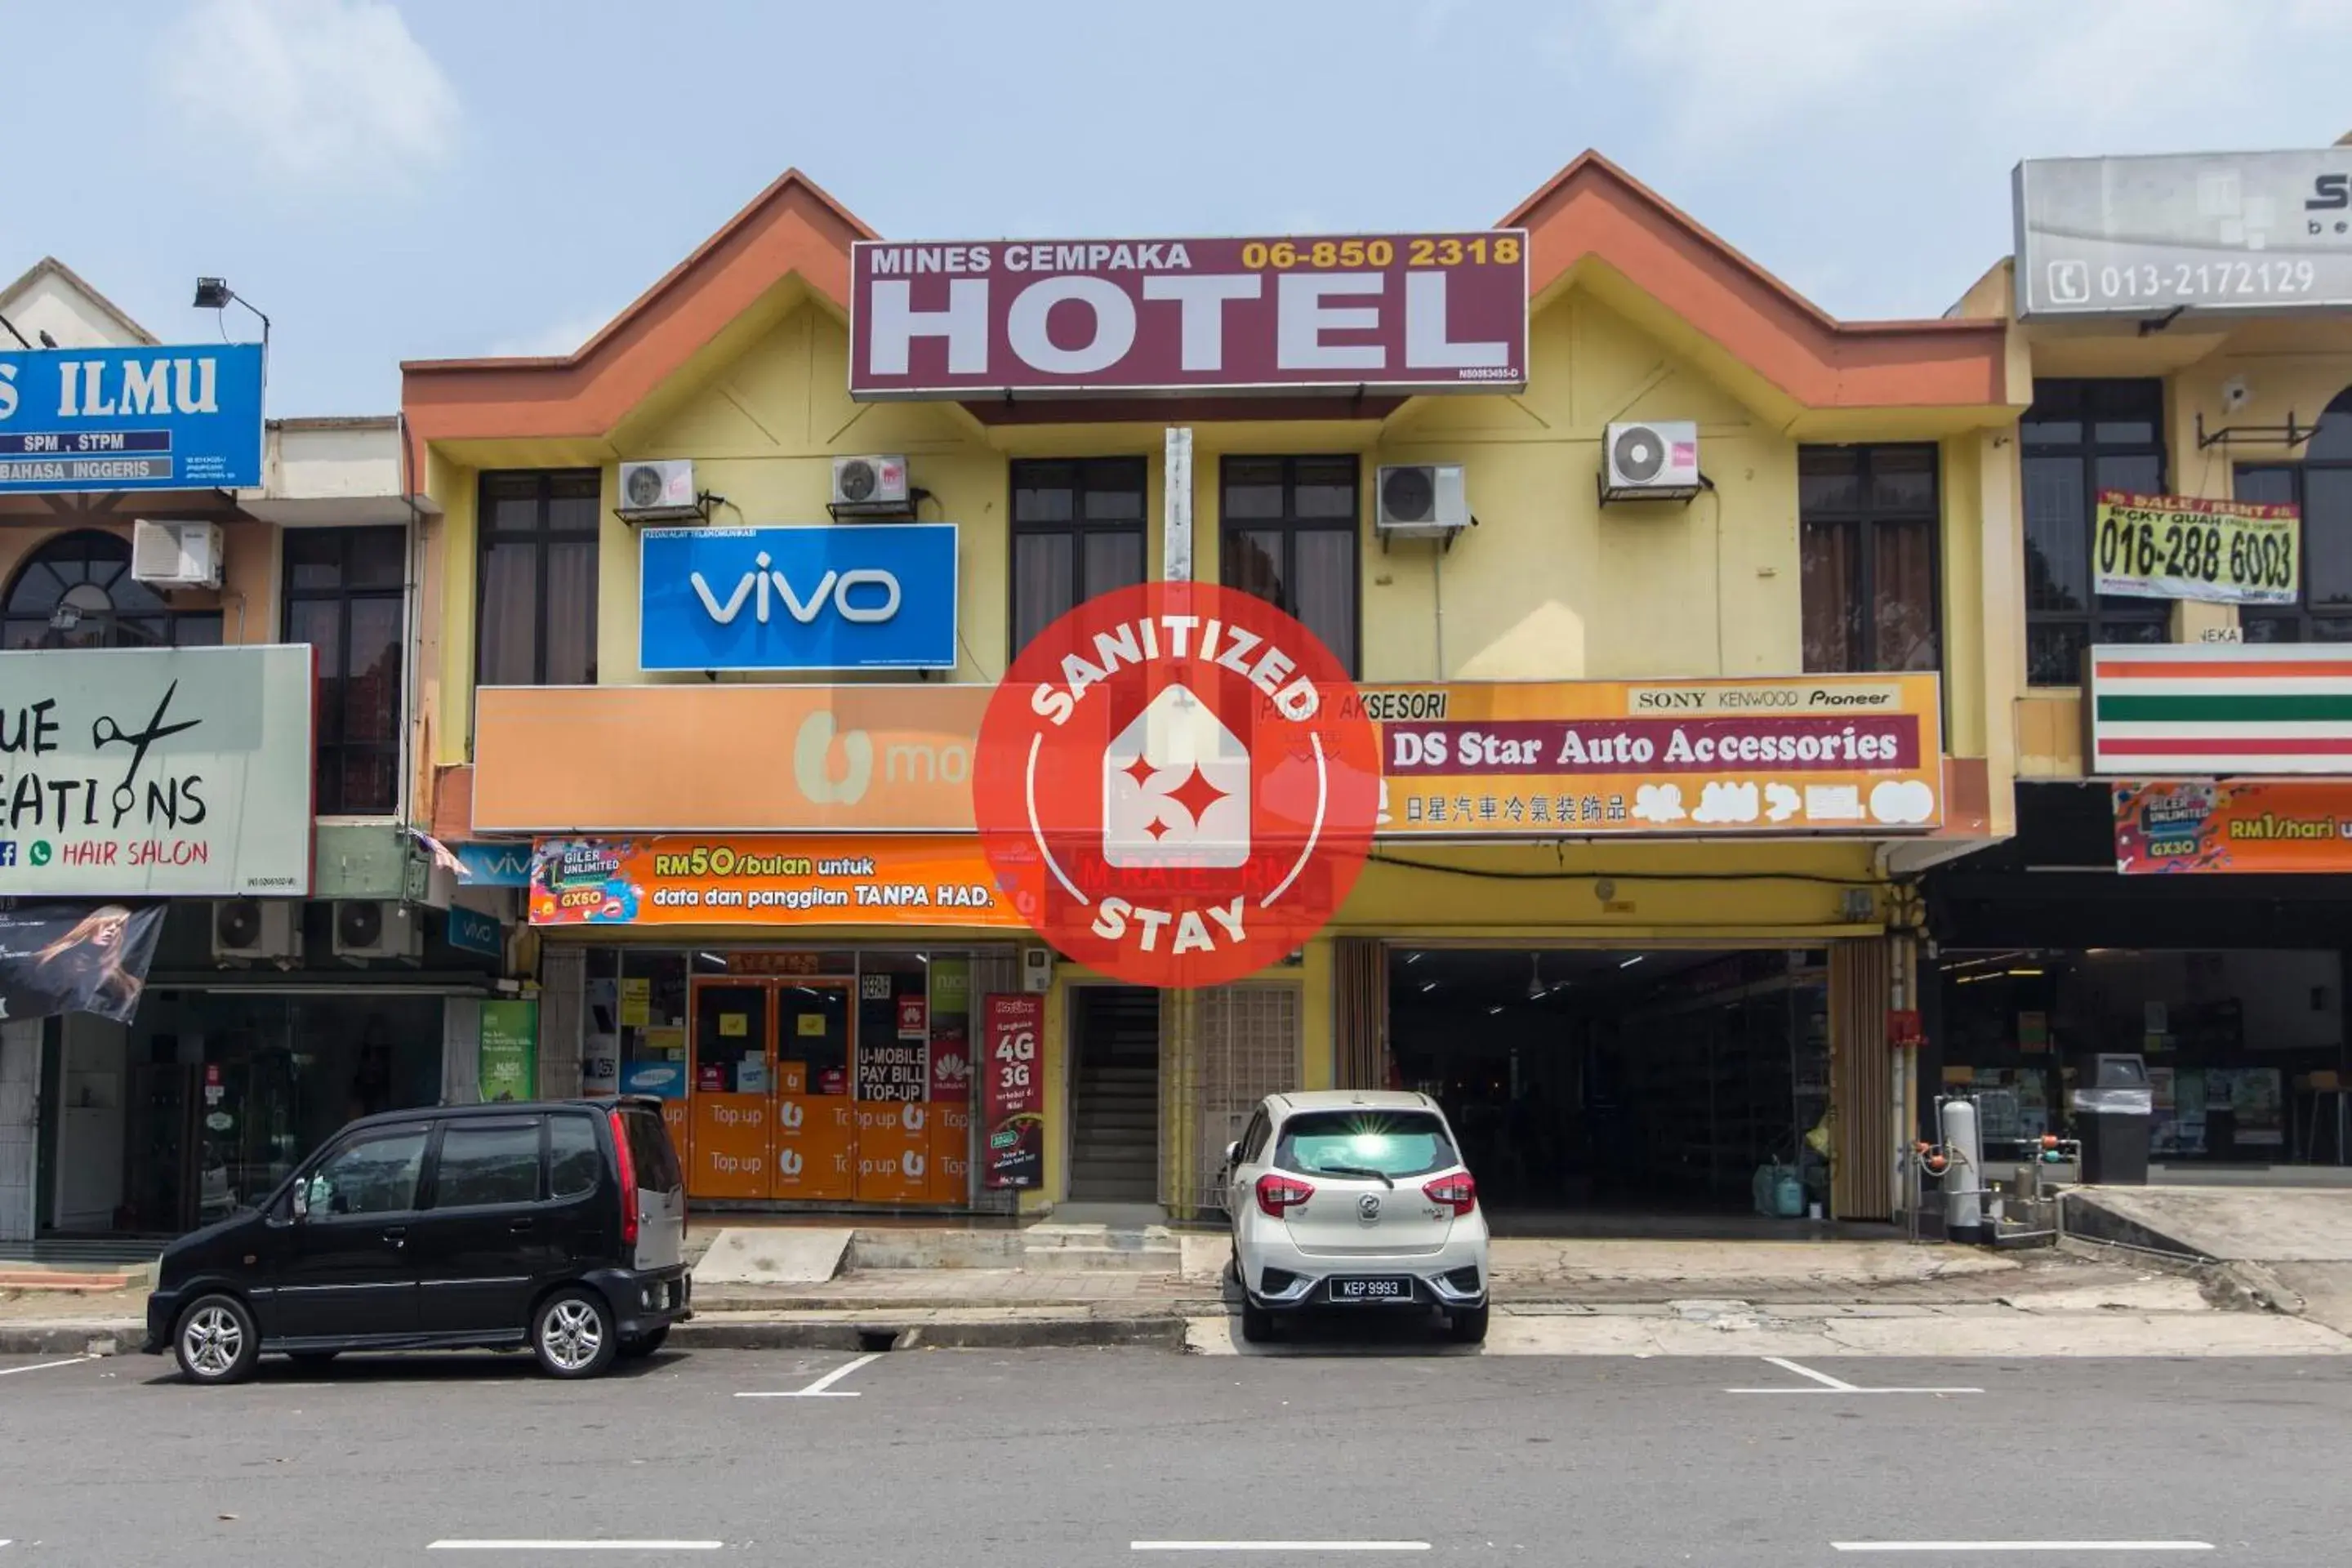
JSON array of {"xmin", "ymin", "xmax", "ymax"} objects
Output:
[{"xmin": 1357, "ymin": 675, "xmax": 1944, "ymax": 835}]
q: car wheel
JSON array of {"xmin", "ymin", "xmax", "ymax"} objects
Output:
[
  {"xmin": 174, "ymin": 1294, "xmax": 260, "ymax": 1385},
  {"xmin": 1239, "ymin": 1299, "xmax": 1277, "ymax": 1344},
  {"xmin": 617, "ymin": 1325, "xmax": 670, "ymax": 1360},
  {"xmin": 532, "ymin": 1288, "xmax": 617, "ymax": 1379},
  {"xmin": 1447, "ymin": 1305, "xmax": 1490, "ymax": 1346},
  {"xmin": 287, "ymin": 1351, "xmax": 341, "ymax": 1371}
]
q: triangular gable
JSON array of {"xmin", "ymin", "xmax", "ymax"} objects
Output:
[
  {"xmin": 403, "ymin": 152, "xmax": 2005, "ymax": 449},
  {"xmin": 403, "ymin": 169, "xmax": 871, "ymax": 447},
  {"xmin": 1507, "ymin": 153, "xmax": 2005, "ymax": 411},
  {"xmin": 0, "ymin": 256, "xmax": 159, "ymax": 349}
]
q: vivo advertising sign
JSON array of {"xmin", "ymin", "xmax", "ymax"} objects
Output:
[
  {"xmin": 849, "ymin": 234, "xmax": 1528, "ymax": 399},
  {"xmin": 0, "ymin": 343, "xmax": 265, "ymax": 492},
  {"xmin": 2017, "ymin": 150, "xmax": 2352, "ymax": 318},
  {"xmin": 639, "ymin": 524, "xmax": 958, "ymax": 672}
]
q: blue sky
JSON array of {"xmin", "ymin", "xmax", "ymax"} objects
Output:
[{"xmin": 9, "ymin": 0, "xmax": 2352, "ymax": 416}]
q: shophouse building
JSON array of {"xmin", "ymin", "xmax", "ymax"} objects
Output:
[
  {"xmin": 0, "ymin": 259, "xmax": 510, "ymax": 1251},
  {"xmin": 408, "ymin": 154, "xmax": 2027, "ymax": 1227},
  {"xmin": 1929, "ymin": 148, "xmax": 2352, "ymax": 1169}
]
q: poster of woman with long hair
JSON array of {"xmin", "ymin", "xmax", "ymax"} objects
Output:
[{"xmin": 0, "ymin": 902, "xmax": 165, "ymax": 1024}]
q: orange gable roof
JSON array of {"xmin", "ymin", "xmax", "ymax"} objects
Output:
[{"xmin": 403, "ymin": 152, "xmax": 2005, "ymax": 448}]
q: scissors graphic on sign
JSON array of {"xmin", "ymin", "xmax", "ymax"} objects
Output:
[{"xmin": 92, "ymin": 680, "xmax": 202, "ymax": 823}]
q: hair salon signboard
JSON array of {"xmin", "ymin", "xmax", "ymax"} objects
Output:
[{"xmin": 0, "ymin": 645, "xmax": 314, "ymax": 896}]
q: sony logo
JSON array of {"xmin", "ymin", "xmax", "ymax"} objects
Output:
[{"xmin": 688, "ymin": 550, "xmax": 903, "ymax": 626}]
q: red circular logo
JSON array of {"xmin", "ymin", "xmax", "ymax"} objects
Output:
[{"xmin": 975, "ymin": 582, "xmax": 1380, "ymax": 989}]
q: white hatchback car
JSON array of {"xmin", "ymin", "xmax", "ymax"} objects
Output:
[{"xmin": 1223, "ymin": 1089, "xmax": 1489, "ymax": 1344}]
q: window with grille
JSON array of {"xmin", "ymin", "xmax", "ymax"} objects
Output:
[
  {"xmin": 476, "ymin": 470, "xmax": 600, "ymax": 687},
  {"xmin": 1010, "ymin": 458, "xmax": 1148, "ymax": 656},
  {"xmin": 1220, "ymin": 456, "xmax": 1360, "ymax": 676},
  {"xmin": 1797, "ymin": 445, "xmax": 1941, "ymax": 674},
  {"xmin": 2235, "ymin": 386, "xmax": 2352, "ymax": 644},
  {"xmin": 283, "ymin": 525, "xmax": 406, "ymax": 815},
  {"xmin": 2022, "ymin": 379, "xmax": 2170, "ymax": 685},
  {"xmin": 1161, "ymin": 983, "xmax": 1301, "ymax": 1217}
]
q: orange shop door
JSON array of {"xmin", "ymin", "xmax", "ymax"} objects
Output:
[
  {"xmin": 687, "ymin": 978, "xmax": 773, "ymax": 1200},
  {"xmin": 856, "ymin": 1101, "xmax": 931, "ymax": 1204},
  {"xmin": 773, "ymin": 979, "xmax": 854, "ymax": 1200}
]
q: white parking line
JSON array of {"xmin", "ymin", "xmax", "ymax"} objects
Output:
[
  {"xmin": 1726, "ymin": 1356, "xmax": 1982, "ymax": 1396},
  {"xmin": 1131, "ymin": 1544, "xmax": 1432, "ymax": 1553},
  {"xmin": 0, "ymin": 1356, "xmax": 96, "ymax": 1378},
  {"xmin": 733, "ymin": 1351, "xmax": 882, "ymax": 1399},
  {"xmin": 1831, "ymin": 1544, "xmax": 2213, "ymax": 1554},
  {"xmin": 426, "ymin": 1541, "xmax": 723, "ymax": 1552}
]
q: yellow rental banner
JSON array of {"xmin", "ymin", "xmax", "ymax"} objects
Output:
[{"xmin": 2093, "ymin": 490, "xmax": 2299, "ymax": 605}]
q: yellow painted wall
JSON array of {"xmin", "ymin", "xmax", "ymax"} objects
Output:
[
  {"xmin": 425, "ymin": 286, "xmax": 2011, "ymax": 775},
  {"xmin": 2007, "ymin": 314, "xmax": 2352, "ymax": 775}
]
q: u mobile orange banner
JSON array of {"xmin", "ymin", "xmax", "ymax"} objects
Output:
[{"xmin": 527, "ymin": 835, "xmax": 1026, "ymax": 928}]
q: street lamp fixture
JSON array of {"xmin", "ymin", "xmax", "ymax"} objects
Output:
[{"xmin": 193, "ymin": 276, "xmax": 270, "ymax": 349}]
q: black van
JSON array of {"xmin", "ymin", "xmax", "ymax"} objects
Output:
[{"xmin": 143, "ymin": 1097, "xmax": 690, "ymax": 1383}]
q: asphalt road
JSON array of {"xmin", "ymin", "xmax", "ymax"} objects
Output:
[{"xmin": 1, "ymin": 1342, "xmax": 2346, "ymax": 1566}]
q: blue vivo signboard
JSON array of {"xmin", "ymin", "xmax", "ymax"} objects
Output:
[
  {"xmin": 639, "ymin": 523, "xmax": 958, "ymax": 671},
  {"xmin": 0, "ymin": 343, "xmax": 265, "ymax": 492}
]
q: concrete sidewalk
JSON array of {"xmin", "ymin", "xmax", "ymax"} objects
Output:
[{"xmin": 1, "ymin": 1236, "xmax": 2308, "ymax": 1357}]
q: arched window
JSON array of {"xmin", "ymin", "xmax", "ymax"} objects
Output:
[
  {"xmin": 1, "ymin": 530, "xmax": 222, "ymax": 651},
  {"xmin": 2238, "ymin": 386, "xmax": 2352, "ymax": 643}
]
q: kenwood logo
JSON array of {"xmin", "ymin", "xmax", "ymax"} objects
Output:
[{"xmin": 688, "ymin": 550, "xmax": 903, "ymax": 626}]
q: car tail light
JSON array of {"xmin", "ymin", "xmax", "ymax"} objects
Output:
[
  {"xmin": 609, "ymin": 1108, "xmax": 639, "ymax": 1252},
  {"xmin": 1255, "ymin": 1174, "xmax": 1314, "ymax": 1218},
  {"xmin": 1423, "ymin": 1172, "xmax": 1477, "ymax": 1216}
]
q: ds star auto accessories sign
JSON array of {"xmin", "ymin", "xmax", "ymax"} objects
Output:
[{"xmin": 974, "ymin": 583, "xmax": 1380, "ymax": 989}]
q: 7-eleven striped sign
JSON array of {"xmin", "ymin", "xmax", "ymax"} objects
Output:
[{"xmin": 2088, "ymin": 644, "xmax": 2352, "ymax": 774}]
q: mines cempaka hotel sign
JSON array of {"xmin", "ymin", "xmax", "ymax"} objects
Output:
[{"xmin": 849, "ymin": 234, "xmax": 1528, "ymax": 398}]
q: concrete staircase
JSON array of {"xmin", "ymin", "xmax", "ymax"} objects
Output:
[{"xmin": 1071, "ymin": 989, "xmax": 1160, "ymax": 1203}]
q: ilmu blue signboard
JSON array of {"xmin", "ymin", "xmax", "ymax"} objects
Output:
[
  {"xmin": 0, "ymin": 343, "xmax": 265, "ymax": 492},
  {"xmin": 639, "ymin": 523, "xmax": 959, "ymax": 672}
]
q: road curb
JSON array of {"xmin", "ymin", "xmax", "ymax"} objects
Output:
[
  {"xmin": 0, "ymin": 1323, "xmax": 134, "ymax": 1356},
  {"xmin": 674, "ymin": 1315, "xmax": 1188, "ymax": 1352},
  {"xmin": 0, "ymin": 1315, "xmax": 1190, "ymax": 1357}
]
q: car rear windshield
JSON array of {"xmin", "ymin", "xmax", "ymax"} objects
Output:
[
  {"xmin": 621, "ymin": 1107, "xmax": 684, "ymax": 1193},
  {"xmin": 1273, "ymin": 1110, "xmax": 1459, "ymax": 1179}
]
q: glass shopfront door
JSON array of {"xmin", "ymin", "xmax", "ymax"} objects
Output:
[
  {"xmin": 689, "ymin": 980, "xmax": 773, "ymax": 1199},
  {"xmin": 679, "ymin": 954, "xmax": 976, "ymax": 1209}
]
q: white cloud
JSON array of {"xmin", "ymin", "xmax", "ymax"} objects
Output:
[
  {"xmin": 157, "ymin": 0, "xmax": 460, "ymax": 185},
  {"xmin": 488, "ymin": 310, "xmax": 614, "ymax": 360}
]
